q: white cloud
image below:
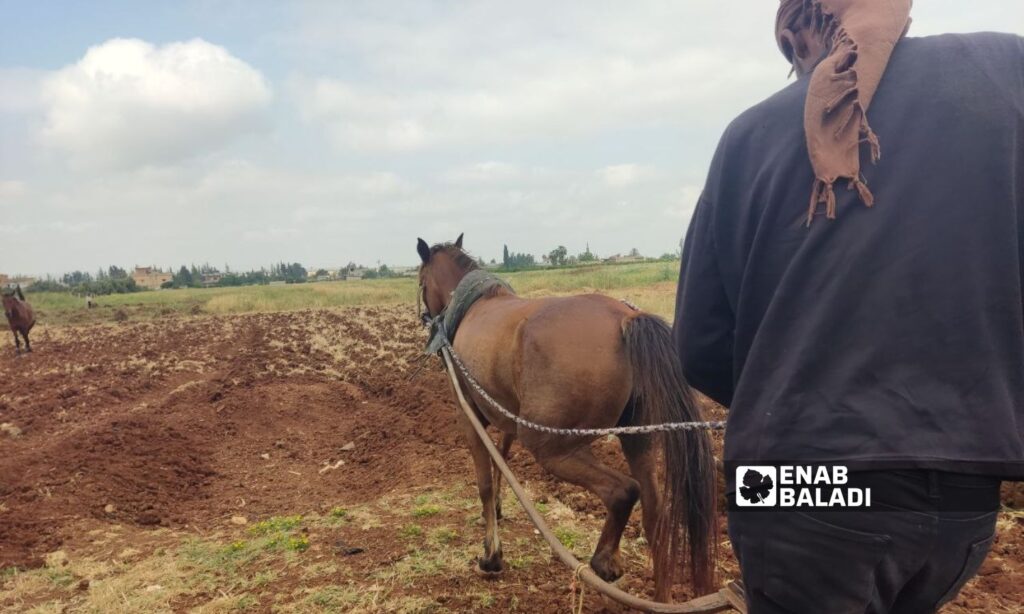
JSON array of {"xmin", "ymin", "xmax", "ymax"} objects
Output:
[
  {"xmin": 0, "ymin": 180, "xmax": 28, "ymax": 202},
  {"xmin": 192, "ymin": 162, "xmax": 414, "ymax": 210},
  {"xmin": 664, "ymin": 185, "xmax": 704, "ymax": 220},
  {"xmin": 441, "ymin": 161, "xmax": 521, "ymax": 185},
  {"xmin": 598, "ymin": 164, "xmax": 654, "ymax": 188},
  {"xmin": 40, "ymin": 38, "xmax": 272, "ymax": 169},
  {"xmin": 0, "ymin": 69, "xmax": 44, "ymax": 114},
  {"xmin": 298, "ymin": 50, "xmax": 778, "ymax": 153},
  {"xmin": 291, "ymin": 3, "xmax": 782, "ymax": 153},
  {"xmin": 242, "ymin": 227, "xmax": 300, "ymax": 242}
]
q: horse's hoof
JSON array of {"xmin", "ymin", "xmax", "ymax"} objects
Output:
[
  {"xmin": 473, "ymin": 564, "xmax": 504, "ymax": 579},
  {"xmin": 590, "ymin": 552, "xmax": 625, "ymax": 583},
  {"xmin": 475, "ymin": 552, "xmax": 505, "ymax": 576}
]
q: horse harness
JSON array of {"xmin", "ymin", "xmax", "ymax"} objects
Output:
[{"xmin": 421, "ymin": 271, "xmax": 726, "ymax": 436}]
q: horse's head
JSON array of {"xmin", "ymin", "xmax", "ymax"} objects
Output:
[
  {"xmin": 416, "ymin": 232, "xmax": 476, "ymax": 321},
  {"xmin": 1, "ymin": 289, "xmax": 15, "ymax": 319}
]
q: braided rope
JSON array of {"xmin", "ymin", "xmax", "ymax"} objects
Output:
[
  {"xmin": 569, "ymin": 562, "xmax": 588, "ymax": 614},
  {"xmin": 440, "ymin": 335, "xmax": 726, "ymax": 436}
]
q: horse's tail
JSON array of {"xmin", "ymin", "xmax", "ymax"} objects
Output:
[{"xmin": 623, "ymin": 313, "xmax": 717, "ymax": 595}]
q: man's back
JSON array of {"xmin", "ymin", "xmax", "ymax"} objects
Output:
[{"xmin": 675, "ymin": 32, "xmax": 1024, "ymax": 476}]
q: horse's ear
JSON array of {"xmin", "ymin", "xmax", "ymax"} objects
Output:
[
  {"xmin": 15, "ymin": 285, "xmax": 24, "ymax": 301},
  {"xmin": 454, "ymin": 233, "xmax": 464, "ymax": 249},
  {"xmin": 417, "ymin": 238, "xmax": 431, "ymax": 264}
]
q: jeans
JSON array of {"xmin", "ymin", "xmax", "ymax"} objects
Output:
[{"xmin": 728, "ymin": 470, "xmax": 1001, "ymax": 614}]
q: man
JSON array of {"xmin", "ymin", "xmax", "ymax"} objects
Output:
[{"xmin": 673, "ymin": 1, "xmax": 1024, "ymax": 612}]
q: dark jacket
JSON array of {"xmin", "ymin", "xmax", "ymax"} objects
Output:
[{"xmin": 674, "ymin": 33, "xmax": 1024, "ymax": 478}]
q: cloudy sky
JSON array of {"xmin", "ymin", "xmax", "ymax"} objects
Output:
[{"xmin": 2, "ymin": 1, "xmax": 1022, "ymax": 276}]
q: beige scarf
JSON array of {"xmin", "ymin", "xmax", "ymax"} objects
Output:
[{"xmin": 777, "ymin": 0, "xmax": 912, "ymax": 225}]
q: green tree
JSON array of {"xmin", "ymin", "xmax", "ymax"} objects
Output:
[
  {"xmin": 175, "ymin": 266, "xmax": 194, "ymax": 287},
  {"xmin": 547, "ymin": 245, "xmax": 568, "ymax": 266}
]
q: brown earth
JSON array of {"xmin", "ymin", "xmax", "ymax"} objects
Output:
[{"xmin": 0, "ymin": 306, "xmax": 1021, "ymax": 612}]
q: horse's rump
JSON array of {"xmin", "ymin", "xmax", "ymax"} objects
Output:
[{"xmin": 457, "ymin": 293, "xmax": 637, "ymax": 432}]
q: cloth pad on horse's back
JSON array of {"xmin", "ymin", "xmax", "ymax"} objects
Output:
[{"xmin": 425, "ymin": 270, "xmax": 515, "ymax": 355}]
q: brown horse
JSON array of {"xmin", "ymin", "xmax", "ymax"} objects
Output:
[
  {"xmin": 417, "ymin": 234, "xmax": 717, "ymax": 601},
  {"xmin": 2, "ymin": 285, "xmax": 35, "ymax": 355}
]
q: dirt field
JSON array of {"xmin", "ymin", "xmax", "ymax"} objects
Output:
[{"xmin": 1, "ymin": 306, "xmax": 1022, "ymax": 613}]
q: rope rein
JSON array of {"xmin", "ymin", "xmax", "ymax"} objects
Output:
[{"xmin": 438, "ymin": 330, "xmax": 726, "ymax": 437}]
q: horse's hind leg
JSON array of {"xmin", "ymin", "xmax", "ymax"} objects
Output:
[
  {"xmin": 621, "ymin": 434, "xmax": 670, "ymax": 601},
  {"xmin": 21, "ymin": 330, "xmax": 30, "ymax": 353},
  {"xmin": 621, "ymin": 435, "xmax": 662, "ymax": 545},
  {"xmin": 12, "ymin": 330, "xmax": 20, "ymax": 355},
  {"xmin": 536, "ymin": 444, "xmax": 640, "ymax": 582},
  {"xmin": 493, "ymin": 433, "xmax": 514, "ymax": 520},
  {"xmin": 456, "ymin": 410, "xmax": 504, "ymax": 573}
]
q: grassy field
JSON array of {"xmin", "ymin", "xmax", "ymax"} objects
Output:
[{"xmin": 26, "ymin": 261, "xmax": 681, "ymax": 326}]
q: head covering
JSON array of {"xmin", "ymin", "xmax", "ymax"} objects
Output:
[{"xmin": 776, "ymin": 0, "xmax": 912, "ymax": 225}]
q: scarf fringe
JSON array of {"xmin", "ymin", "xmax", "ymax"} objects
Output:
[{"xmin": 807, "ymin": 175, "xmax": 876, "ymax": 226}]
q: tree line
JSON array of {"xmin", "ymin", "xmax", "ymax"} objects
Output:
[
  {"xmin": 27, "ymin": 246, "xmax": 680, "ymax": 295},
  {"xmin": 501, "ymin": 244, "xmax": 678, "ymax": 271},
  {"xmin": 30, "ymin": 266, "xmax": 139, "ymax": 295},
  {"xmin": 27, "ymin": 261, "xmax": 410, "ymax": 294}
]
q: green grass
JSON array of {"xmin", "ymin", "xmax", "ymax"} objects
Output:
[
  {"xmin": 506, "ymin": 260, "xmax": 678, "ymax": 293},
  {"xmin": 400, "ymin": 524, "xmax": 424, "ymax": 538},
  {"xmin": 27, "ymin": 260, "xmax": 681, "ymax": 326},
  {"xmin": 248, "ymin": 515, "xmax": 304, "ymax": 536},
  {"xmin": 234, "ymin": 593, "xmax": 259, "ymax": 611},
  {"xmin": 45, "ymin": 569, "xmax": 76, "ymax": 588},
  {"xmin": 554, "ymin": 527, "xmax": 584, "ymax": 550},
  {"xmin": 429, "ymin": 527, "xmax": 458, "ymax": 544},
  {"xmin": 473, "ymin": 591, "xmax": 496, "ymax": 608},
  {"xmin": 412, "ymin": 504, "xmax": 442, "ymax": 518},
  {"xmin": 0, "ymin": 481, "xmax": 587, "ymax": 613}
]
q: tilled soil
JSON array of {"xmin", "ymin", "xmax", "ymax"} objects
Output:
[{"xmin": 0, "ymin": 306, "xmax": 1021, "ymax": 612}]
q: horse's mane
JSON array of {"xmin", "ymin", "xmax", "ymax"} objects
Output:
[{"xmin": 429, "ymin": 243, "xmax": 480, "ymax": 273}]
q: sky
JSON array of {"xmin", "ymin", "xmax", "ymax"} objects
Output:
[{"xmin": 1, "ymin": 1, "xmax": 1022, "ymax": 276}]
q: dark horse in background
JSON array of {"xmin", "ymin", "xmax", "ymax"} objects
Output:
[
  {"xmin": 418, "ymin": 234, "xmax": 717, "ymax": 602},
  {"xmin": 2, "ymin": 285, "xmax": 35, "ymax": 355}
]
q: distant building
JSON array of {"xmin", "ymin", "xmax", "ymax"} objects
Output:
[
  {"xmin": 307, "ymin": 268, "xmax": 338, "ymax": 282},
  {"xmin": 9, "ymin": 276, "xmax": 36, "ymax": 288},
  {"xmin": 0, "ymin": 274, "xmax": 8, "ymax": 286},
  {"xmin": 339, "ymin": 263, "xmax": 367, "ymax": 280},
  {"xmin": 132, "ymin": 266, "xmax": 172, "ymax": 289},
  {"xmin": 603, "ymin": 254, "xmax": 645, "ymax": 264},
  {"xmin": 200, "ymin": 273, "xmax": 223, "ymax": 287}
]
